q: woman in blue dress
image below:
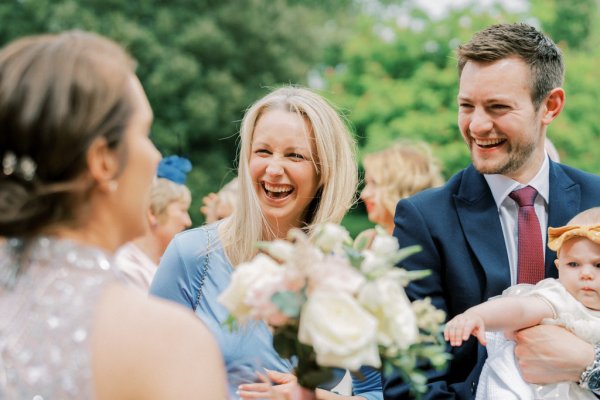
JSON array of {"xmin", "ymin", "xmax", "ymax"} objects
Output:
[{"xmin": 150, "ymin": 86, "xmax": 383, "ymax": 400}]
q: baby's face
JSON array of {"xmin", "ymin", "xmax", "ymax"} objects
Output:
[{"xmin": 556, "ymin": 237, "xmax": 600, "ymax": 311}]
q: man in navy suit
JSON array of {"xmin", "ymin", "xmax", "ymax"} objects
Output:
[{"xmin": 384, "ymin": 23, "xmax": 600, "ymax": 399}]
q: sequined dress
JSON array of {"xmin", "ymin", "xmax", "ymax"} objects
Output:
[{"xmin": 0, "ymin": 237, "xmax": 118, "ymax": 399}]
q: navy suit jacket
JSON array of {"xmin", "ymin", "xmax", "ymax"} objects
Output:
[{"xmin": 384, "ymin": 161, "xmax": 600, "ymax": 400}]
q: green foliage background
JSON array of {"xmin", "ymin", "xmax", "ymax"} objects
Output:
[
  {"xmin": 1, "ymin": 0, "xmax": 598, "ymax": 234},
  {"xmin": 322, "ymin": 0, "xmax": 600, "ymax": 234}
]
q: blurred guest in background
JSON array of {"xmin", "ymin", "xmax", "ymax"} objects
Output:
[
  {"xmin": 200, "ymin": 176, "xmax": 239, "ymax": 224},
  {"xmin": 0, "ymin": 31, "xmax": 226, "ymax": 399},
  {"xmin": 360, "ymin": 140, "xmax": 443, "ymax": 234},
  {"xmin": 116, "ymin": 155, "xmax": 192, "ymax": 291}
]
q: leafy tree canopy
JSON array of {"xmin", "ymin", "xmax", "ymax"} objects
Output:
[{"xmin": 0, "ymin": 0, "xmax": 355, "ymax": 224}]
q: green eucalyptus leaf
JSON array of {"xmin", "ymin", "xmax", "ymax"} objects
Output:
[
  {"xmin": 222, "ymin": 314, "xmax": 239, "ymax": 332},
  {"xmin": 389, "ymin": 245, "xmax": 422, "ymax": 264},
  {"xmin": 272, "ymin": 291, "xmax": 305, "ymax": 318},
  {"xmin": 343, "ymin": 245, "xmax": 365, "ymax": 269}
]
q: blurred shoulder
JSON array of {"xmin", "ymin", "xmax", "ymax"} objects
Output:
[{"xmin": 91, "ymin": 283, "xmax": 226, "ymax": 399}]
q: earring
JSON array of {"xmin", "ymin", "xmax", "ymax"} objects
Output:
[{"xmin": 107, "ymin": 180, "xmax": 119, "ymax": 192}]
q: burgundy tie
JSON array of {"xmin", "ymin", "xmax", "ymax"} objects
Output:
[{"xmin": 509, "ymin": 186, "xmax": 545, "ymax": 284}]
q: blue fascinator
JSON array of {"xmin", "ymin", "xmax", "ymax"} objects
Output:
[{"xmin": 157, "ymin": 155, "xmax": 192, "ymax": 184}]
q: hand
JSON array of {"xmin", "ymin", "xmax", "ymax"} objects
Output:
[
  {"xmin": 514, "ymin": 324, "xmax": 594, "ymax": 384},
  {"xmin": 200, "ymin": 192, "xmax": 220, "ymax": 223},
  {"xmin": 444, "ymin": 312, "xmax": 487, "ymax": 346},
  {"xmin": 238, "ymin": 370, "xmax": 300, "ymax": 399}
]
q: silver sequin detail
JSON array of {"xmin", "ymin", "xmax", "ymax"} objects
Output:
[{"xmin": 0, "ymin": 236, "xmax": 118, "ymax": 399}]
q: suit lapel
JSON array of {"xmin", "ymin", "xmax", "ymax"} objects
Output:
[
  {"xmin": 546, "ymin": 162, "xmax": 580, "ymax": 277},
  {"xmin": 454, "ymin": 166, "xmax": 511, "ymax": 298}
]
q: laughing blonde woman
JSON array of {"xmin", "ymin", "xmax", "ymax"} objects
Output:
[{"xmin": 151, "ymin": 86, "xmax": 382, "ymax": 399}]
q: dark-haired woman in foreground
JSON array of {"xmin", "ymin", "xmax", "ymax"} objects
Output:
[{"xmin": 0, "ymin": 31, "xmax": 227, "ymax": 399}]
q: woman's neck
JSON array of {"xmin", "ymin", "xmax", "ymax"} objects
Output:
[
  {"xmin": 46, "ymin": 196, "xmax": 137, "ymax": 254},
  {"xmin": 48, "ymin": 224, "xmax": 123, "ymax": 254},
  {"xmin": 264, "ymin": 219, "xmax": 301, "ymax": 241},
  {"xmin": 384, "ymin": 222, "xmax": 394, "ymax": 235}
]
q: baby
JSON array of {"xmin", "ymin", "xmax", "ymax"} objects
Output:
[{"xmin": 444, "ymin": 207, "xmax": 600, "ymax": 399}]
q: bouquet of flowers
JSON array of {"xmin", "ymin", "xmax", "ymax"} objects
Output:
[{"xmin": 218, "ymin": 223, "xmax": 449, "ymax": 397}]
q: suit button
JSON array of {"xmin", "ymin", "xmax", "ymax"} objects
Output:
[{"xmin": 471, "ymin": 381, "xmax": 477, "ymax": 393}]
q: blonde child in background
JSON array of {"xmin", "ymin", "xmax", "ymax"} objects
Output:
[
  {"xmin": 360, "ymin": 140, "xmax": 443, "ymax": 234},
  {"xmin": 444, "ymin": 207, "xmax": 600, "ymax": 399},
  {"xmin": 116, "ymin": 155, "xmax": 193, "ymax": 291},
  {"xmin": 200, "ymin": 176, "xmax": 239, "ymax": 224}
]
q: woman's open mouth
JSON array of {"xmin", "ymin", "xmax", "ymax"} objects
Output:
[{"xmin": 262, "ymin": 182, "xmax": 294, "ymax": 200}]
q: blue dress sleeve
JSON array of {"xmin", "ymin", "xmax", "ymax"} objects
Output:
[
  {"xmin": 351, "ymin": 366, "xmax": 382, "ymax": 400},
  {"xmin": 149, "ymin": 228, "xmax": 207, "ymax": 310}
]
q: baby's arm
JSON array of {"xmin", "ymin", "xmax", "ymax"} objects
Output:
[{"xmin": 444, "ymin": 295, "xmax": 556, "ymax": 347}]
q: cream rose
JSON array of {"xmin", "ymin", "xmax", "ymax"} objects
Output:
[
  {"xmin": 313, "ymin": 223, "xmax": 352, "ymax": 253},
  {"xmin": 298, "ymin": 290, "xmax": 380, "ymax": 371},
  {"xmin": 359, "ymin": 278, "xmax": 418, "ymax": 350},
  {"xmin": 370, "ymin": 234, "xmax": 399, "ymax": 256},
  {"xmin": 360, "ymin": 250, "xmax": 389, "ymax": 276},
  {"xmin": 306, "ymin": 254, "xmax": 365, "ymax": 295},
  {"xmin": 218, "ymin": 254, "xmax": 282, "ymax": 322},
  {"xmin": 262, "ymin": 239, "xmax": 296, "ymax": 263}
]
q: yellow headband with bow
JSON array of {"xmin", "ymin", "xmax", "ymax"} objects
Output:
[{"xmin": 547, "ymin": 224, "xmax": 600, "ymax": 255}]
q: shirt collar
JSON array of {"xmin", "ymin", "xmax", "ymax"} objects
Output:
[{"xmin": 484, "ymin": 153, "xmax": 550, "ymax": 210}]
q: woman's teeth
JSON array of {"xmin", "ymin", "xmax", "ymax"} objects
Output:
[{"xmin": 263, "ymin": 182, "xmax": 294, "ymax": 199}]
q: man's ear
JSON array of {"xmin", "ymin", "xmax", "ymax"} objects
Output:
[
  {"xmin": 541, "ymin": 87, "xmax": 565, "ymax": 125},
  {"xmin": 86, "ymin": 137, "xmax": 120, "ymax": 193}
]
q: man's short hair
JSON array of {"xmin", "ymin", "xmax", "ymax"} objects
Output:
[{"xmin": 457, "ymin": 23, "xmax": 564, "ymax": 109}]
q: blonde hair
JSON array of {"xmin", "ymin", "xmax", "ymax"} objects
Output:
[
  {"xmin": 149, "ymin": 178, "xmax": 191, "ymax": 223},
  {"xmin": 221, "ymin": 86, "xmax": 358, "ymax": 266},
  {"xmin": 567, "ymin": 207, "xmax": 600, "ymax": 226},
  {"xmin": 363, "ymin": 140, "xmax": 443, "ymax": 216}
]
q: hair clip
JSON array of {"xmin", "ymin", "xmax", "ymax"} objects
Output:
[{"xmin": 2, "ymin": 151, "xmax": 37, "ymax": 181}]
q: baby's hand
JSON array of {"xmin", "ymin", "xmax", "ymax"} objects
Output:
[{"xmin": 444, "ymin": 312, "xmax": 487, "ymax": 347}]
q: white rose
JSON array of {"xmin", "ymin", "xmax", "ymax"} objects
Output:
[
  {"xmin": 298, "ymin": 290, "xmax": 380, "ymax": 371},
  {"xmin": 360, "ymin": 250, "xmax": 389, "ymax": 276},
  {"xmin": 307, "ymin": 254, "xmax": 365, "ymax": 295},
  {"xmin": 245, "ymin": 270, "xmax": 289, "ymax": 323},
  {"xmin": 370, "ymin": 234, "xmax": 399, "ymax": 257},
  {"xmin": 359, "ymin": 278, "xmax": 418, "ymax": 350},
  {"xmin": 262, "ymin": 240, "xmax": 296, "ymax": 263},
  {"xmin": 313, "ymin": 223, "xmax": 352, "ymax": 253},
  {"xmin": 218, "ymin": 254, "xmax": 282, "ymax": 322}
]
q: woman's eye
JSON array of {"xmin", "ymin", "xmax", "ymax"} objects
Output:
[
  {"xmin": 288, "ymin": 153, "xmax": 305, "ymax": 160},
  {"xmin": 254, "ymin": 149, "xmax": 271, "ymax": 155}
]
